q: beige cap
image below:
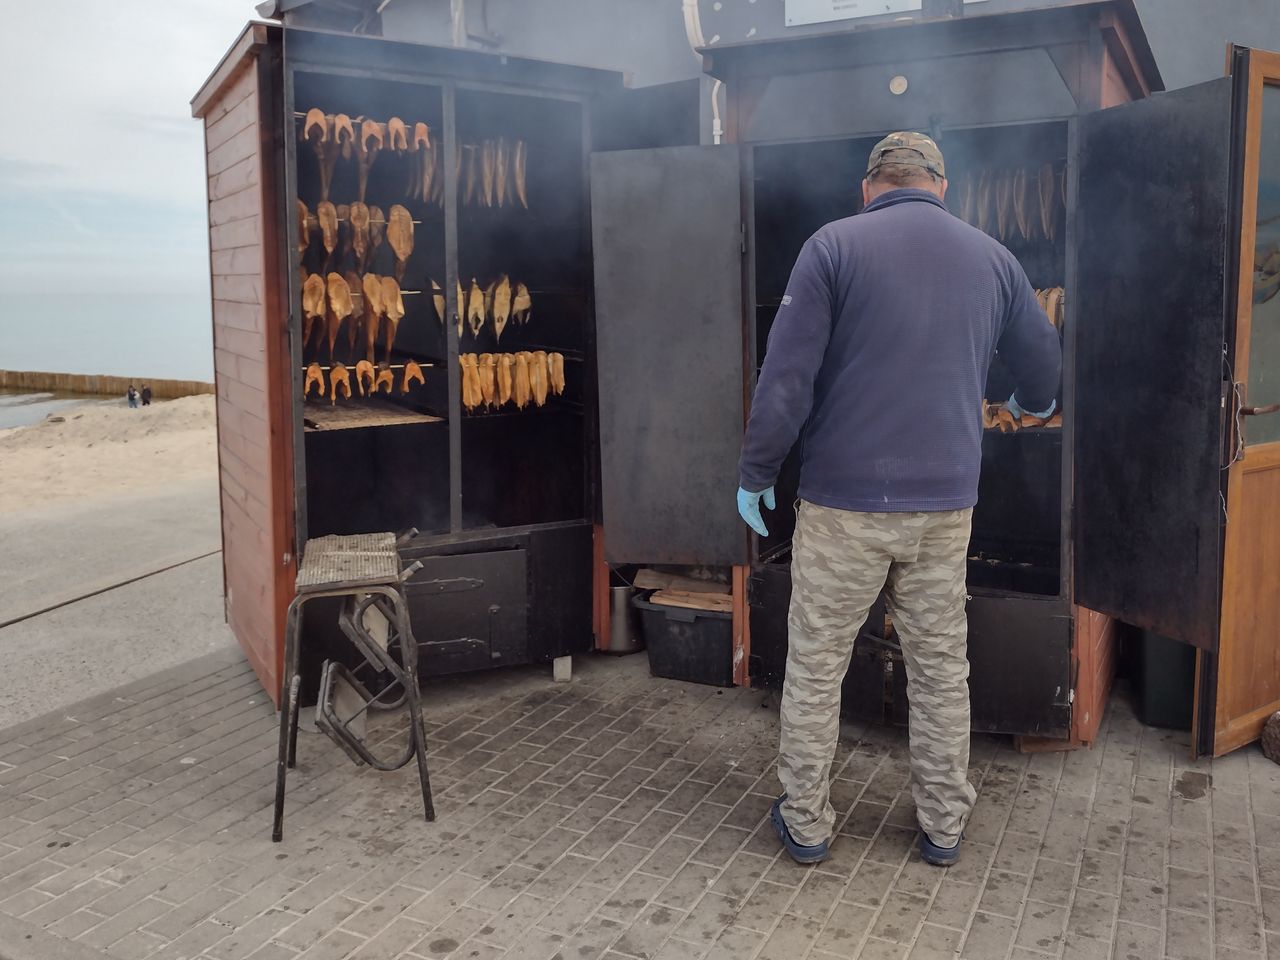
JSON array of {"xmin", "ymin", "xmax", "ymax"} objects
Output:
[{"xmin": 866, "ymin": 131, "xmax": 946, "ymax": 179}]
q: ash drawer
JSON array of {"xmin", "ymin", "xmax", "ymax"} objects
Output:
[
  {"xmin": 966, "ymin": 592, "xmax": 1071, "ymax": 738},
  {"xmin": 404, "ymin": 549, "xmax": 528, "ymax": 676}
]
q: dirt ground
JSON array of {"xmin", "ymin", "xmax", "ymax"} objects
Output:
[{"xmin": 0, "ymin": 394, "xmax": 217, "ymax": 513}]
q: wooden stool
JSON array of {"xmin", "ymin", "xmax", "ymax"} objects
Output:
[{"xmin": 272, "ymin": 531, "xmax": 435, "ymax": 842}]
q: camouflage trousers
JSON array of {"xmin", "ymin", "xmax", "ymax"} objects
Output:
[{"xmin": 778, "ymin": 501, "xmax": 977, "ymax": 847}]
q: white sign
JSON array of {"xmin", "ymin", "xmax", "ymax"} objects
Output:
[
  {"xmin": 784, "ymin": 0, "xmax": 990, "ymax": 27},
  {"xmin": 785, "ymin": 0, "xmax": 923, "ymax": 27}
]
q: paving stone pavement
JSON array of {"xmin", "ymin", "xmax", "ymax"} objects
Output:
[{"xmin": 0, "ymin": 645, "xmax": 1277, "ymax": 960}]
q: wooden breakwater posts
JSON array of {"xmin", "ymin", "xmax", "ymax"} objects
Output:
[{"xmin": 0, "ymin": 370, "xmax": 215, "ymax": 401}]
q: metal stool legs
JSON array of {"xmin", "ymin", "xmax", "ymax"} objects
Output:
[
  {"xmin": 273, "ymin": 597, "xmax": 305, "ymax": 843},
  {"xmin": 391, "ymin": 591, "xmax": 435, "ymax": 822},
  {"xmin": 271, "ymin": 579, "xmax": 433, "ymax": 842}
]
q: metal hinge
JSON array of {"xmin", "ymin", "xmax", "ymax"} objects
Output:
[{"xmin": 740, "ymin": 223, "xmax": 747, "ymax": 255}]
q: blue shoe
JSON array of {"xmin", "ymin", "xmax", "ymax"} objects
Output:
[
  {"xmin": 918, "ymin": 828, "xmax": 961, "ymax": 867},
  {"xmin": 770, "ymin": 796, "xmax": 829, "ymax": 865}
]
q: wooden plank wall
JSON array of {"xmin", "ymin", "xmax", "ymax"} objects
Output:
[
  {"xmin": 204, "ymin": 53, "xmax": 291, "ymax": 705},
  {"xmin": 1071, "ymin": 607, "xmax": 1116, "ymax": 745},
  {"xmin": 1100, "ymin": 50, "xmax": 1131, "ymax": 109}
]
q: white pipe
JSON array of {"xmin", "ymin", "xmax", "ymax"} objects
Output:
[
  {"xmin": 711, "ymin": 78, "xmax": 723, "ymax": 145},
  {"xmin": 681, "ymin": 0, "xmax": 707, "ymax": 53},
  {"xmin": 682, "ymin": 1, "xmax": 724, "ymax": 144}
]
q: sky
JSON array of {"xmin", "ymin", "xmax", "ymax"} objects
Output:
[
  {"xmin": 1, "ymin": 0, "xmax": 1276, "ymax": 384},
  {"xmin": 0, "ymin": 1, "xmax": 260, "ymax": 382}
]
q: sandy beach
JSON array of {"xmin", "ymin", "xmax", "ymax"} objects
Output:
[
  {"xmin": 0, "ymin": 394, "xmax": 218, "ymax": 513},
  {"xmin": 0, "ymin": 393, "xmax": 232, "ymax": 727}
]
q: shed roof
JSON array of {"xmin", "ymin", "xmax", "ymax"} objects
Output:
[
  {"xmin": 190, "ymin": 21, "xmax": 279, "ymax": 119},
  {"xmin": 699, "ymin": 0, "xmax": 1163, "ymax": 93}
]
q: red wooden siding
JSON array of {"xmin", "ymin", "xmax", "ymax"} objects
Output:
[
  {"xmin": 1072, "ymin": 607, "xmax": 1117, "ymax": 745},
  {"xmin": 200, "ymin": 35, "xmax": 295, "ymax": 706}
]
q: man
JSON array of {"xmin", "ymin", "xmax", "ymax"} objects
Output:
[
  {"xmin": 141, "ymin": 384, "xmax": 153, "ymax": 407},
  {"xmin": 737, "ymin": 133, "xmax": 1060, "ymax": 867},
  {"xmin": 126, "ymin": 384, "xmax": 138, "ymax": 409}
]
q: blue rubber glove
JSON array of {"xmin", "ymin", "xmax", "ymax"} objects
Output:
[
  {"xmin": 1007, "ymin": 394, "xmax": 1056, "ymax": 420},
  {"xmin": 737, "ymin": 486, "xmax": 776, "ymax": 537}
]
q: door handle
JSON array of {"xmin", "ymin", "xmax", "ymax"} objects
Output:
[{"xmin": 1241, "ymin": 403, "xmax": 1280, "ymax": 416}]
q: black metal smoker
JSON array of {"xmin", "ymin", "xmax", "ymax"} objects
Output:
[
  {"xmin": 590, "ymin": 0, "xmax": 1163, "ymax": 746},
  {"xmin": 277, "ymin": 30, "xmax": 624, "ymax": 688}
]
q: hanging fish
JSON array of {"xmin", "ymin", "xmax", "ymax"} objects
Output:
[
  {"xmin": 355, "ymin": 359, "xmax": 376, "ymax": 396},
  {"xmin": 403, "ymin": 359, "xmax": 425, "ymax": 393},
  {"xmin": 492, "ymin": 275, "xmax": 512, "ymax": 342},
  {"xmin": 1038, "ymin": 163, "xmax": 1058, "ymax": 242},
  {"xmin": 513, "ymin": 139, "xmax": 528, "ymax": 209},
  {"xmin": 431, "ymin": 279, "xmax": 446, "ymax": 327},
  {"xmin": 495, "ymin": 138, "xmax": 509, "ymax": 207},
  {"xmin": 497, "ymin": 354, "xmax": 515, "ymax": 407},
  {"xmin": 480, "ymin": 139, "xmax": 496, "ymax": 207},
  {"xmin": 463, "ymin": 144, "xmax": 478, "ymax": 207},
  {"xmin": 456, "ymin": 279, "xmax": 465, "ymax": 338},
  {"xmin": 467, "ymin": 278, "xmax": 486, "ymax": 337},
  {"xmin": 512, "ymin": 282, "xmax": 532, "ymax": 324}
]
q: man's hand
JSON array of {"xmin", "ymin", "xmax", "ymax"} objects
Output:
[{"xmin": 737, "ymin": 486, "xmax": 776, "ymax": 537}]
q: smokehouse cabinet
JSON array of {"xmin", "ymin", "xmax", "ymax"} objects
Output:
[
  {"xmin": 194, "ymin": 24, "xmax": 624, "ymax": 703},
  {"xmin": 591, "ymin": 0, "xmax": 1165, "ymax": 747},
  {"xmin": 195, "ymin": 6, "xmax": 1277, "ymax": 755}
]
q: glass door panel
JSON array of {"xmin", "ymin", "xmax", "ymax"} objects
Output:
[{"xmin": 1246, "ymin": 82, "xmax": 1280, "ymax": 445}]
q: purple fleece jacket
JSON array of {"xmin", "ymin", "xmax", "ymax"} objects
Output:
[{"xmin": 738, "ymin": 188, "xmax": 1062, "ymax": 512}]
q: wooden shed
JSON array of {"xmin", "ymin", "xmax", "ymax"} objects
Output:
[{"xmin": 192, "ymin": 24, "xmax": 296, "ymax": 699}]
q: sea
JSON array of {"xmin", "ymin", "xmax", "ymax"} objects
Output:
[
  {"xmin": 0, "ymin": 296, "xmax": 213, "ymax": 429},
  {"xmin": 0, "ymin": 390, "xmax": 109, "ymax": 430},
  {"xmin": 0, "ymin": 296, "xmax": 214, "ymax": 386}
]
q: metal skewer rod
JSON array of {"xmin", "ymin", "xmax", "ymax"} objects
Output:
[
  {"xmin": 300, "ymin": 363, "xmax": 438, "ymax": 372},
  {"xmin": 305, "ymin": 217, "xmax": 424, "ymax": 225}
]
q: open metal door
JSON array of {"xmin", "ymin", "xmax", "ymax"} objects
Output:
[
  {"xmin": 1198, "ymin": 47, "xmax": 1280, "ymax": 756},
  {"xmin": 1073, "ymin": 79, "xmax": 1234, "ymax": 649},
  {"xmin": 591, "ymin": 146, "xmax": 748, "ymax": 565}
]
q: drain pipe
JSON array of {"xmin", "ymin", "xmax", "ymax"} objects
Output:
[
  {"xmin": 711, "ymin": 79, "xmax": 723, "ymax": 145},
  {"xmin": 682, "ymin": 0, "xmax": 723, "ymax": 144}
]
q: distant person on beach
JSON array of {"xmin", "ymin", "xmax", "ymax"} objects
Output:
[
  {"xmin": 141, "ymin": 385, "xmax": 152, "ymax": 406},
  {"xmin": 126, "ymin": 385, "xmax": 138, "ymax": 409}
]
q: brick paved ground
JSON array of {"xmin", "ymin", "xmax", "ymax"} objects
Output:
[{"xmin": 0, "ymin": 646, "xmax": 1276, "ymax": 960}]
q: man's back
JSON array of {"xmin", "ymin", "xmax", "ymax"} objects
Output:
[{"xmin": 738, "ymin": 188, "xmax": 1061, "ymax": 512}]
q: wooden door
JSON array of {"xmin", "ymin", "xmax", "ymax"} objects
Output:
[{"xmin": 1198, "ymin": 48, "xmax": 1280, "ymax": 756}]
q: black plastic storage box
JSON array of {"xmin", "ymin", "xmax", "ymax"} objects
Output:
[
  {"xmin": 633, "ymin": 595, "xmax": 734, "ymax": 687},
  {"xmin": 1130, "ymin": 629, "xmax": 1196, "ymax": 730}
]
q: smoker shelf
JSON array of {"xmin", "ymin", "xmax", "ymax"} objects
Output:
[
  {"xmin": 462, "ymin": 404, "xmax": 583, "ymax": 419},
  {"xmin": 303, "ymin": 398, "xmax": 444, "ymax": 432}
]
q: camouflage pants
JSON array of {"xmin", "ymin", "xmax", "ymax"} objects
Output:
[{"xmin": 778, "ymin": 501, "xmax": 977, "ymax": 847}]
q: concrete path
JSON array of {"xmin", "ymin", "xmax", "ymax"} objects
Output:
[
  {"xmin": 0, "ymin": 476, "xmax": 221, "ymax": 625},
  {"xmin": 0, "ymin": 476, "xmax": 234, "ymax": 728},
  {"xmin": 0, "ymin": 649, "xmax": 1273, "ymax": 960}
]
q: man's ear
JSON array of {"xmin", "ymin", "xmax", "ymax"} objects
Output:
[
  {"xmin": 861, "ymin": 178, "xmax": 872, "ymax": 206},
  {"xmin": 938, "ymin": 178, "xmax": 949, "ymax": 201}
]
